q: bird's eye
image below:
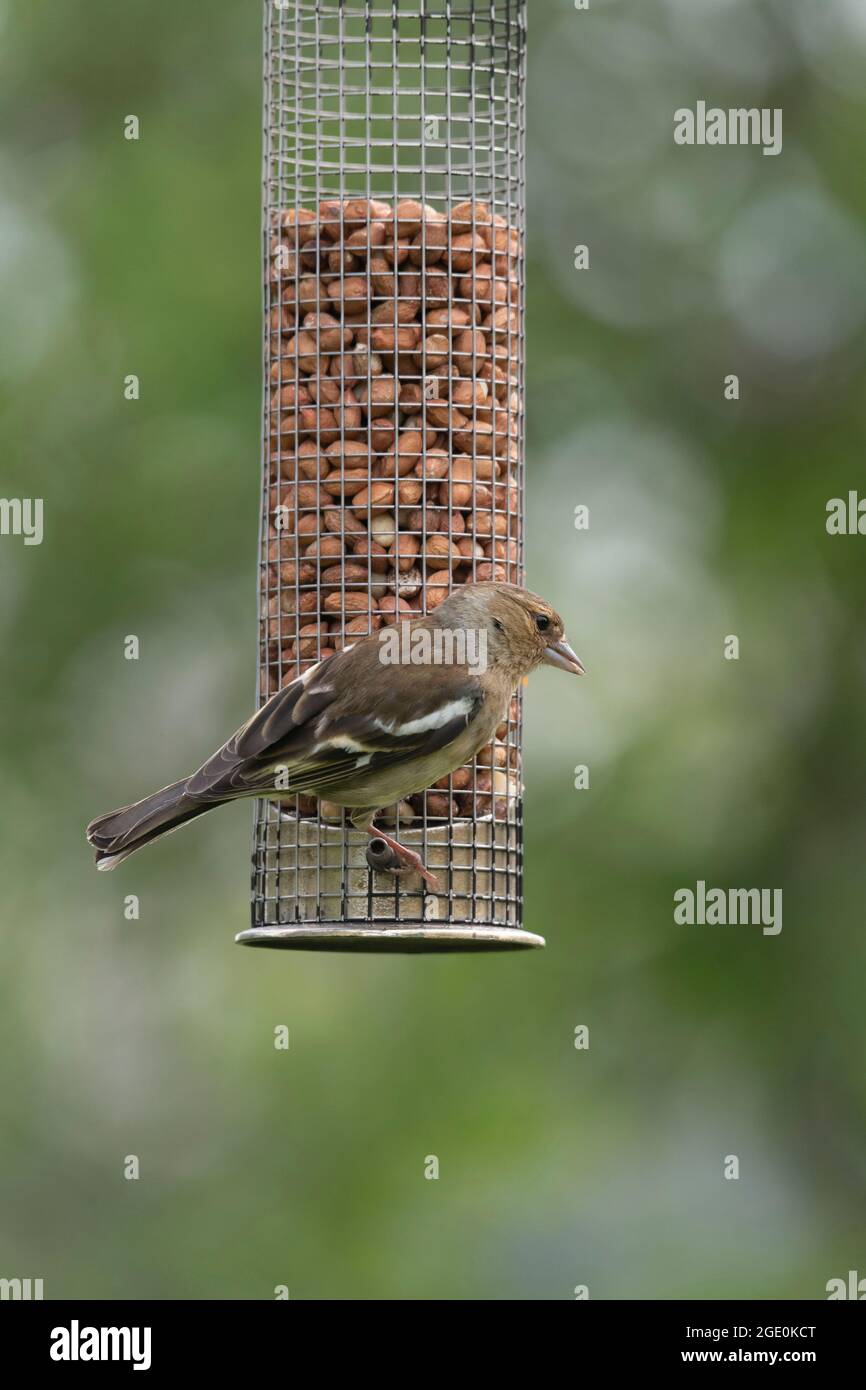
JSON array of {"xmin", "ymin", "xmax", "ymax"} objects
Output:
[
  {"xmin": 535, "ymin": 614, "xmax": 550, "ymax": 632},
  {"xmin": 493, "ymin": 619, "xmax": 504, "ymax": 633}
]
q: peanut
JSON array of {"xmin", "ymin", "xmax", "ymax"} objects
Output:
[
  {"xmin": 389, "ymin": 564, "xmax": 422, "ymax": 599},
  {"xmin": 351, "ymin": 481, "xmax": 395, "ymax": 516},
  {"xmin": 451, "ymin": 200, "xmax": 492, "ymax": 233},
  {"xmin": 349, "ymin": 535, "xmax": 390, "ymax": 572},
  {"xmin": 322, "ymin": 590, "xmax": 372, "ymax": 615},
  {"xmin": 394, "ymin": 198, "xmax": 424, "ymax": 239},
  {"xmin": 354, "ymin": 374, "xmax": 400, "ymax": 417},
  {"xmin": 450, "ymin": 232, "xmax": 487, "ymax": 273},
  {"xmin": 369, "ymin": 512, "xmax": 397, "ymax": 550},
  {"xmin": 304, "ymin": 535, "xmax": 344, "ymax": 563},
  {"xmin": 419, "ymin": 791, "xmax": 457, "ymax": 818},
  {"xmin": 424, "ymin": 534, "xmax": 461, "ymax": 570},
  {"xmin": 389, "ymin": 532, "xmax": 420, "ymax": 572},
  {"xmin": 321, "ymin": 468, "xmax": 370, "ymax": 498},
  {"xmin": 319, "ymin": 562, "xmax": 371, "ymax": 590},
  {"xmin": 409, "ymin": 216, "xmax": 447, "ymax": 266},
  {"xmin": 378, "ymin": 594, "xmax": 414, "ymax": 625}
]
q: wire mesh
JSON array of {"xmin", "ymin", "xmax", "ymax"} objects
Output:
[{"xmin": 248, "ymin": 0, "xmax": 529, "ymax": 948}]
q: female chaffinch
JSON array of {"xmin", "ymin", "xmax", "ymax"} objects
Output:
[{"xmin": 87, "ymin": 582, "xmax": 584, "ymax": 886}]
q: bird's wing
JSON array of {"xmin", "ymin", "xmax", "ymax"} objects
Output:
[{"xmin": 184, "ymin": 640, "xmax": 484, "ymax": 802}]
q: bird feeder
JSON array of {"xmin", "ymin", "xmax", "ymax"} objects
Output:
[{"xmin": 237, "ymin": 0, "xmax": 540, "ymax": 952}]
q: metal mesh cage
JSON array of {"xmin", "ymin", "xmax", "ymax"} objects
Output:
[{"xmin": 240, "ymin": 0, "xmax": 538, "ymax": 951}]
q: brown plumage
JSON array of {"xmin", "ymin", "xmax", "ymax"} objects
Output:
[{"xmin": 86, "ymin": 582, "xmax": 584, "ymax": 887}]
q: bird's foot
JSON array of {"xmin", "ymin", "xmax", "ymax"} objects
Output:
[{"xmin": 363, "ymin": 824, "xmax": 440, "ymax": 891}]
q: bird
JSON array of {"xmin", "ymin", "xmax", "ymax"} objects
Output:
[{"xmin": 86, "ymin": 582, "xmax": 584, "ymax": 888}]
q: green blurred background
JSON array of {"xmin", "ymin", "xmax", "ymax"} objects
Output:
[{"xmin": 1, "ymin": 0, "xmax": 865, "ymax": 1299}]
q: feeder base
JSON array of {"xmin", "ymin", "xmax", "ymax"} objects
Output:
[
  {"xmin": 235, "ymin": 924, "xmax": 545, "ymax": 953},
  {"xmin": 250, "ymin": 817, "xmax": 527, "ymax": 945}
]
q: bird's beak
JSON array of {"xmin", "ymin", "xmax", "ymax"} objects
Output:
[{"xmin": 543, "ymin": 637, "xmax": 585, "ymax": 676}]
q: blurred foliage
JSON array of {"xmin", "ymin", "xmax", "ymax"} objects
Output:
[{"xmin": 0, "ymin": 0, "xmax": 865, "ymax": 1299}]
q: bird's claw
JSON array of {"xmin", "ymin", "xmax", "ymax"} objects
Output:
[
  {"xmin": 393, "ymin": 862, "xmax": 441, "ymax": 891},
  {"xmin": 364, "ymin": 825, "xmax": 440, "ymax": 891}
]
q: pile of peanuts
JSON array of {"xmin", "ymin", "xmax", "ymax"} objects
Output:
[{"xmin": 262, "ymin": 195, "xmax": 522, "ymax": 822}]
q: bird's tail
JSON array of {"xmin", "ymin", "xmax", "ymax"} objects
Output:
[{"xmin": 86, "ymin": 779, "xmax": 221, "ymax": 870}]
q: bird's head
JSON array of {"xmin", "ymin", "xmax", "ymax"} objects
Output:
[{"xmin": 434, "ymin": 582, "xmax": 585, "ymax": 682}]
